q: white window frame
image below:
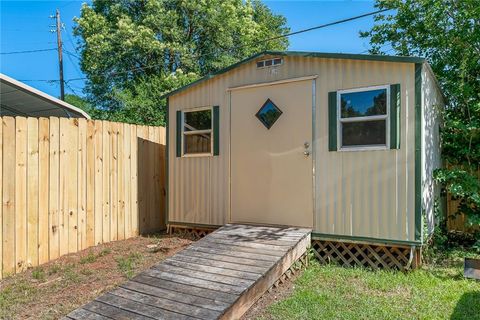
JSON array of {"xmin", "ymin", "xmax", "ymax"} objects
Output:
[
  {"xmin": 337, "ymin": 85, "xmax": 390, "ymax": 151},
  {"xmin": 181, "ymin": 106, "xmax": 213, "ymax": 157}
]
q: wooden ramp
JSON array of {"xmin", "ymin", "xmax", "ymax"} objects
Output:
[{"xmin": 64, "ymin": 224, "xmax": 311, "ymax": 320}]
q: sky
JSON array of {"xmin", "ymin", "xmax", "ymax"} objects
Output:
[{"xmin": 0, "ymin": 0, "xmax": 382, "ymax": 98}]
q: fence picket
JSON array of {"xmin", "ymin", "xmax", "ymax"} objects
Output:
[
  {"xmin": 110, "ymin": 122, "xmax": 118, "ymax": 241},
  {"xmin": 2, "ymin": 117, "xmax": 15, "ymax": 276},
  {"xmin": 130, "ymin": 125, "xmax": 138, "ymax": 236},
  {"xmin": 102, "ymin": 121, "xmax": 110, "ymax": 243},
  {"xmin": 27, "ymin": 117, "xmax": 39, "ymax": 267},
  {"xmin": 38, "ymin": 118, "xmax": 49, "ymax": 264},
  {"xmin": 124, "ymin": 124, "xmax": 131, "ymax": 238},
  {"xmin": 15, "ymin": 117, "xmax": 27, "ymax": 272},
  {"xmin": 49, "ymin": 117, "xmax": 60, "ymax": 260},
  {"xmin": 118, "ymin": 124, "xmax": 125, "ymax": 240},
  {"xmin": 94, "ymin": 121, "xmax": 103, "ymax": 245},
  {"xmin": 78, "ymin": 119, "xmax": 87, "ymax": 250},
  {"xmin": 86, "ymin": 120, "xmax": 95, "ymax": 247}
]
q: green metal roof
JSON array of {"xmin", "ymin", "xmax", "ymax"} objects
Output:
[{"xmin": 164, "ymin": 50, "xmax": 425, "ymax": 98}]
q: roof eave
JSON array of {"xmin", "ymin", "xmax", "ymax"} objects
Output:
[
  {"xmin": 0, "ymin": 73, "xmax": 91, "ymax": 119},
  {"xmin": 163, "ymin": 50, "xmax": 426, "ymax": 99}
]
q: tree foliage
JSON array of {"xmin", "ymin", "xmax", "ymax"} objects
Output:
[
  {"xmin": 73, "ymin": 0, "xmax": 289, "ymax": 125},
  {"xmin": 361, "ymin": 0, "xmax": 480, "ymax": 227}
]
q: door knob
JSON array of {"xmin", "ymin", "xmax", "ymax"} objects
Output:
[{"xmin": 304, "ymin": 150, "xmax": 310, "ymax": 157}]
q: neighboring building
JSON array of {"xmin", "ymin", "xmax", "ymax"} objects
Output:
[
  {"xmin": 164, "ymin": 51, "xmax": 444, "ymax": 267},
  {"xmin": 0, "ymin": 73, "xmax": 90, "ymax": 118}
]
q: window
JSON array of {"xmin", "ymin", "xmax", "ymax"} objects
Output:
[
  {"xmin": 256, "ymin": 58, "xmax": 283, "ymax": 69},
  {"xmin": 183, "ymin": 108, "xmax": 212, "ymax": 155},
  {"xmin": 256, "ymin": 99, "xmax": 283, "ymax": 129},
  {"xmin": 338, "ymin": 86, "xmax": 389, "ymax": 149}
]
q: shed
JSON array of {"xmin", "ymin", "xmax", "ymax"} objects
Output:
[
  {"xmin": 0, "ymin": 73, "xmax": 90, "ymax": 118},
  {"xmin": 165, "ymin": 51, "xmax": 444, "ymax": 266}
]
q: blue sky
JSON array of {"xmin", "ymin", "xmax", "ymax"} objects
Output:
[{"xmin": 1, "ymin": 0, "xmax": 381, "ymax": 98}]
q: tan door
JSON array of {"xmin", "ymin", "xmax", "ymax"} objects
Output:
[{"xmin": 230, "ymin": 79, "xmax": 313, "ymax": 227}]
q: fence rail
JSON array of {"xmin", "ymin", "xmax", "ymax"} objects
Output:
[{"xmin": 0, "ymin": 116, "xmax": 166, "ymax": 278}]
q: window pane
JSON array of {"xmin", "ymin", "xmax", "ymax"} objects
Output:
[
  {"xmin": 341, "ymin": 89, "xmax": 387, "ymax": 118},
  {"xmin": 256, "ymin": 61, "xmax": 264, "ymax": 68},
  {"xmin": 256, "ymin": 99, "xmax": 283, "ymax": 129},
  {"xmin": 184, "ymin": 133, "xmax": 211, "ymax": 154},
  {"xmin": 184, "ymin": 110, "xmax": 211, "ymax": 131},
  {"xmin": 273, "ymin": 58, "xmax": 282, "ymax": 65},
  {"xmin": 342, "ymin": 120, "xmax": 386, "ymax": 146}
]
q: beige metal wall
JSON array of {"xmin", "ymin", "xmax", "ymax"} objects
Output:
[
  {"xmin": 169, "ymin": 56, "xmax": 417, "ymax": 242},
  {"xmin": 313, "ymin": 60, "xmax": 415, "ymax": 242}
]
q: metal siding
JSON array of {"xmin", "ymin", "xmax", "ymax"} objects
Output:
[
  {"xmin": 169, "ymin": 56, "xmax": 416, "ymax": 242},
  {"xmin": 422, "ymin": 65, "xmax": 443, "ymax": 236}
]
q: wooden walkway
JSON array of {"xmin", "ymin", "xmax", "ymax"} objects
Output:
[{"xmin": 64, "ymin": 224, "xmax": 311, "ymax": 320}]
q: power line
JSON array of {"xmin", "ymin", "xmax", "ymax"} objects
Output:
[
  {"xmin": 14, "ymin": 8, "xmax": 392, "ymax": 83},
  {"xmin": 64, "ymin": 50, "xmax": 81, "ymax": 60},
  {"xmin": 0, "ymin": 48, "xmax": 57, "ymax": 55},
  {"xmin": 248, "ymin": 8, "xmax": 389, "ymax": 48},
  {"xmin": 64, "ymin": 81, "xmax": 81, "ymax": 96},
  {"xmin": 65, "ymin": 8, "xmax": 392, "ymax": 82}
]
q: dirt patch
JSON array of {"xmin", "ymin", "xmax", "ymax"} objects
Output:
[
  {"xmin": 0, "ymin": 234, "xmax": 193, "ymax": 320},
  {"xmin": 241, "ymin": 271, "xmax": 302, "ymax": 320}
]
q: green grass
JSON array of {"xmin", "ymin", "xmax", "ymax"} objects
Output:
[
  {"xmin": 0, "ymin": 280, "xmax": 37, "ymax": 318},
  {"xmin": 80, "ymin": 251, "xmax": 97, "ymax": 264},
  {"xmin": 98, "ymin": 248, "xmax": 112, "ymax": 257},
  {"xmin": 116, "ymin": 252, "xmax": 143, "ymax": 279},
  {"xmin": 31, "ymin": 268, "xmax": 46, "ymax": 281},
  {"xmin": 262, "ymin": 250, "xmax": 480, "ymax": 320}
]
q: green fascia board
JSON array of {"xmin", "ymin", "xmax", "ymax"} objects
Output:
[
  {"xmin": 162, "ymin": 50, "xmax": 426, "ymax": 98},
  {"xmin": 312, "ymin": 232, "xmax": 422, "ymax": 247},
  {"xmin": 414, "ymin": 63, "xmax": 423, "ymax": 243}
]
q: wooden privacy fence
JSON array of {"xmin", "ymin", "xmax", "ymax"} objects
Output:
[
  {"xmin": 0, "ymin": 116, "xmax": 166, "ymax": 278},
  {"xmin": 446, "ymin": 168, "xmax": 480, "ymax": 233}
]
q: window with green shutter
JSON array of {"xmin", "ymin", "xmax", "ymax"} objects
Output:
[
  {"xmin": 176, "ymin": 106, "xmax": 220, "ymax": 157},
  {"xmin": 329, "ymin": 84, "xmax": 400, "ymax": 151}
]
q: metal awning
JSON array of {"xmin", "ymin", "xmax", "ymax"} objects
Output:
[{"xmin": 0, "ymin": 73, "xmax": 90, "ymax": 118}]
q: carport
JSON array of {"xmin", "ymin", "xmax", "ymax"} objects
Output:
[{"xmin": 0, "ymin": 73, "xmax": 90, "ymax": 118}]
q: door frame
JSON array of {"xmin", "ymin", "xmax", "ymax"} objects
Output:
[{"xmin": 227, "ymin": 75, "xmax": 318, "ymax": 226}]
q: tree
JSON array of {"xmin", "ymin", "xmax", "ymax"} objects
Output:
[
  {"xmin": 360, "ymin": 1, "xmax": 480, "ymax": 231},
  {"xmin": 73, "ymin": 0, "xmax": 289, "ymax": 125}
]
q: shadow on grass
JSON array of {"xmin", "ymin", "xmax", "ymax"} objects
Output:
[{"xmin": 450, "ymin": 290, "xmax": 480, "ymax": 320}]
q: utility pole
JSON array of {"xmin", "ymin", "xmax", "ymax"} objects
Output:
[{"xmin": 52, "ymin": 9, "xmax": 65, "ymax": 100}]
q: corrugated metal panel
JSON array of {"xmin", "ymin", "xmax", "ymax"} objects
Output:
[
  {"xmin": 313, "ymin": 59, "xmax": 415, "ymax": 242},
  {"xmin": 169, "ymin": 55, "xmax": 417, "ymax": 242},
  {"xmin": 421, "ymin": 65, "xmax": 443, "ymax": 236}
]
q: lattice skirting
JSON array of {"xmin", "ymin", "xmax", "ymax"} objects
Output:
[
  {"xmin": 268, "ymin": 251, "xmax": 309, "ymax": 292},
  {"xmin": 311, "ymin": 239, "xmax": 419, "ymax": 270},
  {"xmin": 168, "ymin": 224, "xmax": 216, "ymax": 239}
]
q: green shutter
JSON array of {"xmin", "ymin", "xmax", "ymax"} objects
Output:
[
  {"xmin": 390, "ymin": 84, "xmax": 401, "ymax": 149},
  {"xmin": 328, "ymin": 91, "xmax": 338, "ymax": 151},
  {"xmin": 176, "ymin": 110, "xmax": 182, "ymax": 157},
  {"xmin": 213, "ymin": 106, "xmax": 220, "ymax": 156}
]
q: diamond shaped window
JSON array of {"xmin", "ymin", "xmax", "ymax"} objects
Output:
[{"xmin": 256, "ymin": 98, "xmax": 283, "ymax": 129}]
